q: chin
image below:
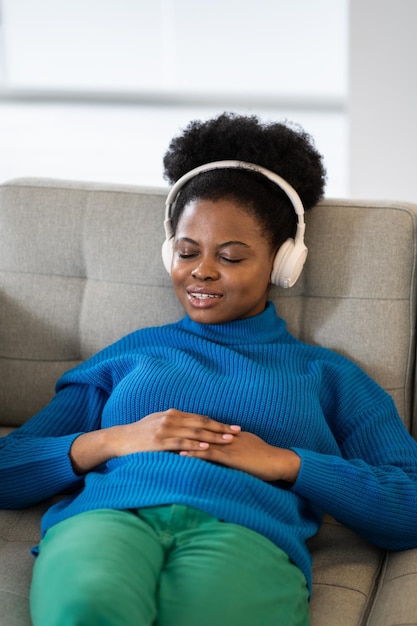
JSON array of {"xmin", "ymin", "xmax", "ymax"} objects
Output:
[
  {"xmin": 184, "ymin": 305, "xmax": 230, "ymax": 325},
  {"xmin": 187, "ymin": 311, "xmax": 226, "ymax": 325}
]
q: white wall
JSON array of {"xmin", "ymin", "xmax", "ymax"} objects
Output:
[
  {"xmin": 1, "ymin": 0, "xmax": 346, "ymax": 99},
  {"xmin": 0, "ymin": 0, "xmax": 348, "ymax": 196},
  {"xmin": 0, "ymin": 102, "xmax": 348, "ymax": 195},
  {"xmin": 349, "ymin": 0, "xmax": 417, "ymax": 202}
]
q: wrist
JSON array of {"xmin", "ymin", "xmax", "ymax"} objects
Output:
[
  {"xmin": 70, "ymin": 428, "xmax": 116, "ymax": 475},
  {"xmin": 273, "ymin": 448, "xmax": 301, "ymax": 484}
]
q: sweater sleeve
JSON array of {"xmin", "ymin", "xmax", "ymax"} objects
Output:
[
  {"xmin": 0, "ymin": 382, "xmax": 108, "ymax": 509},
  {"xmin": 291, "ymin": 359, "xmax": 417, "ymax": 550}
]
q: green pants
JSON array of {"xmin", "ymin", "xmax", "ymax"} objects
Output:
[{"xmin": 30, "ymin": 505, "xmax": 309, "ymax": 626}]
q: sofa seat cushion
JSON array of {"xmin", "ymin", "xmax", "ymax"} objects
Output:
[{"xmin": 308, "ymin": 515, "xmax": 385, "ymax": 625}]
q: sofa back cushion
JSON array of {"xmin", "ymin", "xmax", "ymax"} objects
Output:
[{"xmin": 1, "ymin": 179, "xmax": 416, "ymax": 433}]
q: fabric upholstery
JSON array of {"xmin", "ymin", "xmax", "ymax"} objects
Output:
[{"xmin": 1, "ymin": 178, "xmax": 417, "ymax": 625}]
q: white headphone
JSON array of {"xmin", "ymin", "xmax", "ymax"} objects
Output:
[{"xmin": 162, "ymin": 160, "xmax": 307, "ymax": 288}]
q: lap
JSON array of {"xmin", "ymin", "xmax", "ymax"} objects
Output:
[
  {"xmin": 157, "ymin": 513, "xmax": 309, "ymax": 626},
  {"xmin": 30, "ymin": 506, "xmax": 309, "ymax": 626}
]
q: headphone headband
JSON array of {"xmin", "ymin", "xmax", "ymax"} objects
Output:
[{"xmin": 164, "ymin": 160, "xmax": 305, "ymax": 241}]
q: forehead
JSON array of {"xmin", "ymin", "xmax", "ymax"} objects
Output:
[{"xmin": 176, "ymin": 198, "xmax": 265, "ymax": 242}]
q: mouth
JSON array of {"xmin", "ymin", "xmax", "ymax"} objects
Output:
[
  {"xmin": 186, "ymin": 289, "xmax": 223, "ymax": 308},
  {"xmin": 189, "ymin": 292, "xmax": 218, "ymax": 300}
]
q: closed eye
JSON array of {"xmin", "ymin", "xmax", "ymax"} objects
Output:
[
  {"xmin": 177, "ymin": 252, "xmax": 198, "ymax": 259},
  {"xmin": 221, "ymin": 257, "xmax": 243, "ymax": 264}
]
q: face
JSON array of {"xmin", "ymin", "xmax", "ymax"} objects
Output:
[{"xmin": 170, "ymin": 198, "xmax": 276, "ymax": 324}]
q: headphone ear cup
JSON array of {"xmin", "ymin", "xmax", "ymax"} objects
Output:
[
  {"xmin": 161, "ymin": 237, "xmax": 174, "ymax": 274},
  {"xmin": 271, "ymin": 238, "xmax": 308, "ymax": 288}
]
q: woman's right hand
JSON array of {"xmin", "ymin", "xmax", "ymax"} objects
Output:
[{"xmin": 69, "ymin": 409, "xmax": 240, "ymax": 475}]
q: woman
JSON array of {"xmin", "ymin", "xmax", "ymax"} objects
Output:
[{"xmin": 1, "ymin": 112, "xmax": 417, "ymax": 626}]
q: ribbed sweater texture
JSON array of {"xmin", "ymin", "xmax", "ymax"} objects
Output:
[{"xmin": 2, "ymin": 302, "xmax": 417, "ymax": 592}]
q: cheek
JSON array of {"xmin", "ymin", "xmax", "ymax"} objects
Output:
[
  {"xmin": 233, "ymin": 268, "xmax": 272, "ymax": 297},
  {"xmin": 170, "ymin": 259, "xmax": 185, "ymax": 280},
  {"xmin": 170, "ymin": 266, "xmax": 191, "ymax": 303},
  {"xmin": 170, "ymin": 271, "xmax": 184, "ymax": 294},
  {"xmin": 249, "ymin": 256, "xmax": 275, "ymax": 284}
]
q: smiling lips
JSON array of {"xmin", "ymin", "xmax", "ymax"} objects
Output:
[
  {"xmin": 187, "ymin": 290, "xmax": 223, "ymax": 306},
  {"xmin": 190, "ymin": 293, "xmax": 217, "ymax": 299}
]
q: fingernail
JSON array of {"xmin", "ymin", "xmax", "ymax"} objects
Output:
[
  {"xmin": 230, "ymin": 425, "xmax": 241, "ymax": 432},
  {"xmin": 222, "ymin": 434, "xmax": 234, "ymax": 440},
  {"xmin": 199, "ymin": 442, "xmax": 209, "ymax": 449}
]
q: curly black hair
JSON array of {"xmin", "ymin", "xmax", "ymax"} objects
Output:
[{"xmin": 163, "ymin": 112, "xmax": 326, "ymax": 250}]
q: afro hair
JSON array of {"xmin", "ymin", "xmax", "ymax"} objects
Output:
[{"xmin": 162, "ymin": 112, "xmax": 326, "ymax": 249}]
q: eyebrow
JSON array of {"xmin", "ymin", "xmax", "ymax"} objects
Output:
[{"xmin": 175, "ymin": 237, "xmax": 251, "ymax": 249}]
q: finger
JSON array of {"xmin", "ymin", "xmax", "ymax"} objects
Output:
[
  {"xmin": 161, "ymin": 413, "xmax": 240, "ymax": 441},
  {"xmin": 179, "ymin": 446, "xmax": 227, "ymax": 461},
  {"xmin": 163, "ymin": 430, "xmax": 236, "ymax": 451},
  {"xmin": 186, "ymin": 427, "xmax": 236, "ymax": 442},
  {"xmin": 178, "ymin": 446, "xmax": 247, "ymax": 474},
  {"xmin": 189, "ymin": 414, "xmax": 237, "ymax": 433},
  {"xmin": 178, "ymin": 411, "xmax": 242, "ymax": 435}
]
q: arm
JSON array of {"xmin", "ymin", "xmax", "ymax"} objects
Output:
[
  {"xmin": 291, "ymin": 398, "xmax": 417, "ymax": 549},
  {"xmin": 0, "ymin": 383, "xmax": 107, "ymax": 508},
  {"xmin": 180, "ymin": 403, "xmax": 417, "ymax": 549},
  {"xmin": 70, "ymin": 409, "xmax": 242, "ymax": 474},
  {"xmin": 1, "ymin": 393, "xmax": 240, "ymax": 507},
  {"xmin": 179, "ymin": 430, "xmax": 301, "ymax": 483}
]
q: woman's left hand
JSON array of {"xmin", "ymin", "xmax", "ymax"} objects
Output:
[{"xmin": 180, "ymin": 430, "xmax": 301, "ymax": 484}]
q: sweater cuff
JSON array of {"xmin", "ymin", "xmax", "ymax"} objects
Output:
[
  {"xmin": 0, "ymin": 432, "xmax": 86, "ymax": 509},
  {"xmin": 52, "ymin": 432, "xmax": 87, "ymax": 483},
  {"xmin": 290, "ymin": 447, "xmax": 338, "ymax": 504}
]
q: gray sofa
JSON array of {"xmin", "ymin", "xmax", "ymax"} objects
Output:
[{"xmin": 1, "ymin": 177, "xmax": 417, "ymax": 626}]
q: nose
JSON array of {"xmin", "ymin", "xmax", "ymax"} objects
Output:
[{"xmin": 191, "ymin": 257, "xmax": 219, "ymax": 281}]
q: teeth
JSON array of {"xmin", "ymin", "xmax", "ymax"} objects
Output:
[{"xmin": 191, "ymin": 293, "xmax": 217, "ymax": 299}]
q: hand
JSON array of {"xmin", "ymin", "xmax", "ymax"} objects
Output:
[
  {"xmin": 110, "ymin": 409, "xmax": 241, "ymax": 456},
  {"xmin": 180, "ymin": 430, "xmax": 301, "ymax": 483},
  {"xmin": 70, "ymin": 409, "xmax": 241, "ymax": 474}
]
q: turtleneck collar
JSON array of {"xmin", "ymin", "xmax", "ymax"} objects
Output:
[{"xmin": 177, "ymin": 301, "xmax": 288, "ymax": 345}]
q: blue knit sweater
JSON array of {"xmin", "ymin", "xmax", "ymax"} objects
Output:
[{"xmin": 2, "ymin": 302, "xmax": 417, "ymax": 592}]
